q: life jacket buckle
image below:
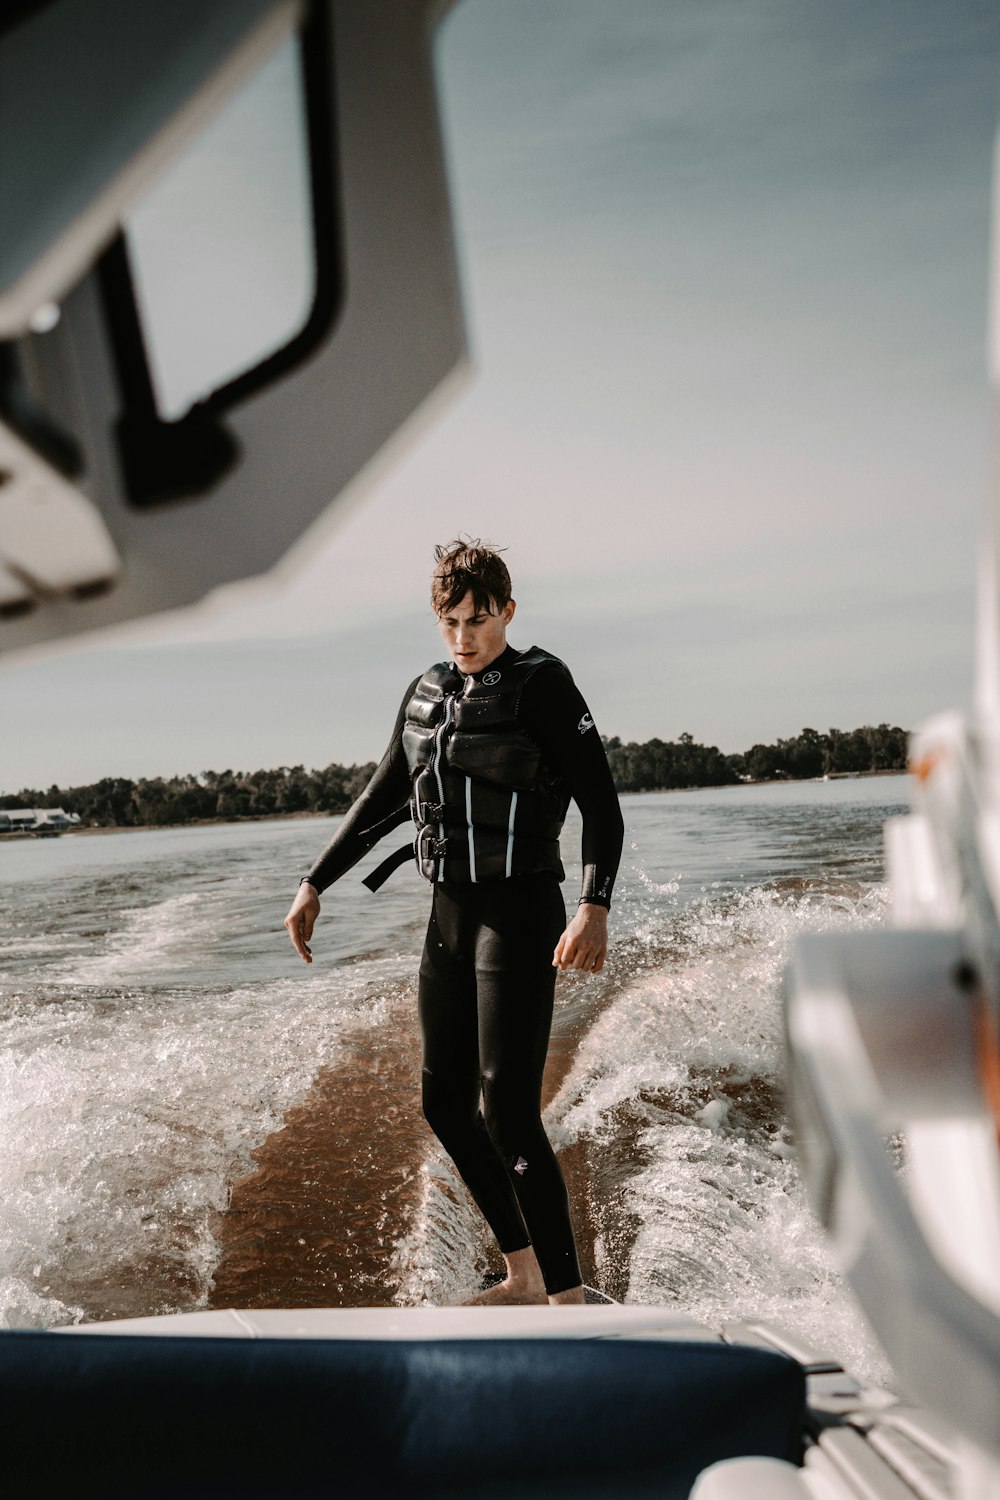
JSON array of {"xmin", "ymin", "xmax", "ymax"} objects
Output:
[{"xmin": 416, "ymin": 825, "xmax": 449, "ymax": 871}]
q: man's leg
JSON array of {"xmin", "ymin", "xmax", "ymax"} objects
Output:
[
  {"xmin": 418, "ymin": 886, "xmax": 539, "ymax": 1298},
  {"xmin": 475, "ymin": 876, "xmax": 585, "ymax": 1302}
]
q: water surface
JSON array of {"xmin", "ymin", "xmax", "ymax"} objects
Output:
[{"xmin": 0, "ymin": 776, "xmax": 907, "ymax": 1380}]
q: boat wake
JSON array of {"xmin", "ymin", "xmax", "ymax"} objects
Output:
[
  {"xmin": 394, "ymin": 880, "xmax": 894, "ymax": 1384},
  {"xmin": 0, "ymin": 963, "xmax": 404, "ymax": 1327}
]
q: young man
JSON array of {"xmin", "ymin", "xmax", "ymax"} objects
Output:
[{"xmin": 284, "ymin": 540, "xmax": 624, "ymax": 1305}]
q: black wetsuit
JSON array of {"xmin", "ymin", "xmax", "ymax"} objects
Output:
[{"xmin": 303, "ymin": 645, "xmax": 624, "ymax": 1294}]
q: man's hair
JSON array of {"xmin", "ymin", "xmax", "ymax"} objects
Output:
[{"xmin": 431, "ymin": 537, "xmax": 512, "ymax": 615}]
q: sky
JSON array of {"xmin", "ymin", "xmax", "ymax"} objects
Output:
[{"xmin": 2, "ymin": 0, "xmax": 999, "ymax": 791}]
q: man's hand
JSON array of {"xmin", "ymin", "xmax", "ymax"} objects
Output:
[
  {"xmin": 553, "ymin": 904, "xmax": 609, "ymax": 973},
  {"xmin": 285, "ymin": 882, "xmax": 321, "ymax": 964}
]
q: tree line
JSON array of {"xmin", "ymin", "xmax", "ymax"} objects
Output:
[
  {"xmin": 603, "ymin": 723, "xmax": 907, "ymax": 793},
  {"xmin": 0, "ymin": 764, "xmax": 377, "ymax": 828},
  {"xmin": 0, "ymin": 723, "xmax": 908, "ymax": 827}
]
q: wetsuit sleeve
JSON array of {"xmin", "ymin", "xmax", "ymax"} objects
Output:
[
  {"xmin": 301, "ymin": 678, "xmax": 418, "ymax": 894},
  {"xmin": 518, "ymin": 665, "xmax": 624, "ymax": 910}
]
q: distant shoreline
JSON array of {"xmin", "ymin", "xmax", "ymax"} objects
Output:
[
  {"xmin": 634, "ymin": 767, "xmax": 906, "ymax": 796},
  {"xmin": 0, "ymin": 810, "xmax": 324, "ymax": 841},
  {"xmin": 71, "ymin": 809, "xmax": 325, "ymax": 836},
  {"xmin": 1, "ymin": 726, "xmax": 908, "ymax": 831},
  {"xmin": 0, "ymin": 770, "xmax": 908, "ymax": 839}
]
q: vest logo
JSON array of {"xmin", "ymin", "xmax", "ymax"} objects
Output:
[
  {"xmin": 514, "ymin": 1156, "xmax": 528, "ymax": 1175},
  {"xmin": 482, "ymin": 670, "xmax": 502, "ymax": 685},
  {"xmin": 578, "ymin": 712, "xmax": 595, "ymax": 734}
]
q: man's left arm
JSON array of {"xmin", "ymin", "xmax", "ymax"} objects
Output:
[{"xmin": 519, "ymin": 666, "xmax": 624, "ymax": 972}]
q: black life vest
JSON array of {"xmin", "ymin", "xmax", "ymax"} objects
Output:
[{"xmin": 364, "ymin": 647, "xmax": 570, "ymax": 890}]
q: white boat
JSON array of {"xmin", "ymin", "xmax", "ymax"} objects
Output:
[{"xmin": 1, "ymin": 4, "xmax": 998, "ymax": 1496}]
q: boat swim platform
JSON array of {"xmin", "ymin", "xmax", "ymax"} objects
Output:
[
  {"xmin": 12, "ymin": 1306, "xmax": 805, "ymax": 1499},
  {"xmin": 7, "ymin": 1306, "xmax": 957, "ymax": 1498},
  {"xmin": 57, "ymin": 1301, "xmax": 719, "ymax": 1341}
]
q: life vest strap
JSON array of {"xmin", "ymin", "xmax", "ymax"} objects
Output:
[{"xmin": 363, "ymin": 841, "xmax": 416, "ymax": 893}]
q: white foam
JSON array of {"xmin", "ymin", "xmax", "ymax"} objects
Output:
[
  {"xmin": 390, "ymin": 1153, "xmax": 486, "ymax": 1307},
  {"xmin": 51, "ymin": 891, "xmax": 226, "ymax": 985},
  {"xmin": 0, "ymin": 963, "xmax": 404, "ymax": 1326},
  {"xmin": 551, "ymin": 884, "xmax": 889, "ymax": 1137},
  {"xmin": 541, "ymin": 883, "xmax": 894, "ymax": 1384},
  {"xmin": 0, "ymin": 1276, "xmax": 83, "ymax": 1330}
]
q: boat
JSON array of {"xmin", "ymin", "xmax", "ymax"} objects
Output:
[
  {"xmin": 9, "ymin": 1301, "xmax": 953, "ymax": 1499},
  {"xmin": 1, "ymin": 3, "xmax": 998, "ymax": 1496}
]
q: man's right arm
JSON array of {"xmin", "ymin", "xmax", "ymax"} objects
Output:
[
  {"xmin": 284, "ymin": 678, "xmax": 417, "ymax": 963},
  {"xmin": 301, "ymin": 677, "xmax": 417, "ymax": 893}
]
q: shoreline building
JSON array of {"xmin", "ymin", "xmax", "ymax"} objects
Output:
[{"xmin": 0, "ymin": 807, "xmax": 80, "ymax": 833}]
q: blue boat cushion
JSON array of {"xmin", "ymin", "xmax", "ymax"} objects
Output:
[{"xmin": 2, "ymin": 1332, "xmax": 805, "ymax": 1499}]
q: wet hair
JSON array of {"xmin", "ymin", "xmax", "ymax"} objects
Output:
[{"xmin": 431, "ymin": 537, "xmax": 512, "ymax": 616}]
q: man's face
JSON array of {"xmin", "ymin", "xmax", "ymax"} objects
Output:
[{"xmin": 436, "ymin": 590, "xmax": 516, "ymax": 675}]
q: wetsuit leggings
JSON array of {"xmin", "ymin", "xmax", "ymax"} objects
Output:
[{"xmin": 418, "ymin": 873, "xmax": 582, "ymax": 1296}]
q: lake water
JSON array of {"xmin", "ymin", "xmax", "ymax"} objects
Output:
[{"xmin": 0, "ymin": 776, "xmax": 907, "ymax": 1381}]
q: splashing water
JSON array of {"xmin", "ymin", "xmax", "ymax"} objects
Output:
[
  {"xmin": 545, "ymin": 881, "xmax": 894, "ymax": 1384},
  {"xmin": 0, "ymin": 780, "xmax": 909, "ymax": 1375}
]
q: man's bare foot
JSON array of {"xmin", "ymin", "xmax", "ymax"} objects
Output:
[
  {"xmin": 548, "ymin": 1284, "xmax": 586, "ymax": 1305},
  {"xmin": 460, "ymin": 1245, "xmax": 546, "ymax": 1306},
  {"xmin": 461, "ymin": 1281, "xmax": 547, "ymax": 1307}
]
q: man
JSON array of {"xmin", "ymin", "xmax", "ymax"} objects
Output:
[{"xmin": 285, "ymin": 539, "xmax": 624, "ymax": 1304}]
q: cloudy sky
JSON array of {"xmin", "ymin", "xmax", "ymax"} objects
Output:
[{"xmin": 3, "ymin": 0, "xmax": 998, "ymax": 791}]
